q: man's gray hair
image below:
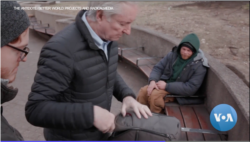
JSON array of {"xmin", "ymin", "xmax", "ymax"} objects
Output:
[{"xmin": 86, "ymin": 2, "xmax": 137, "ymax": 22}]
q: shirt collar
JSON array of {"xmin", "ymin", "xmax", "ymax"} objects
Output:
[
  {"xmin": 1, "ymin": 78, "xmax": 9, "ymax": 85},
  {"xmin": 81, "ymin": 12, "xmax": 110, "ymax": 47}
]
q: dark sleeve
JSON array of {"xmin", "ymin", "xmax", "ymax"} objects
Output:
[
  {"xmin": 165, "ymin": 64, "xmax": 207, "ymax": 96},
  {"xmin": 1, "ymin": 134, "xmax": 23, "ymax": 141},
  {"xmin": 113, "ymin": 72, "xmax": 136, "ymax": 102},
  {"xmin": 25, "ymin": 41, "xmax": 94, "ymax": 130},
  {"xmin": 1, "ymin": 116, "xmax": 24, "ymax": 141},
  {"xmin": 148, "ymin": 52, "xmax": 172, "ymax": 83}
]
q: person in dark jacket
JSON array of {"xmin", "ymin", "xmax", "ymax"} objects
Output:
[
  {"xmin": 25, "ymin": 2, "xmax": 152, "ymax": 141},
  {"xmin": 137, "ymin": 33, "xmax": 209, "ymax": 113},
  {"xmin": 1, "ymin": 1, "xmax": 30, "ymax": 141}
]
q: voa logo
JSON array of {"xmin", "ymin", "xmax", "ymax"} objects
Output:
[
  {"xmin": 210, "ymin": 104, "xmax": 237, "ymax": 131},
  {"xmin": 214, "ymin": 113, "xmax": 234, "ymax": 122}
]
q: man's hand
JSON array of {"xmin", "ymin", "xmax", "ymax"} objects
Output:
[
  {"xmin": 93, "ymin": 106, "xmax": 115, "ymax": 133},
  {"xmin": 122, "ymin": 96, "xmax": 152, "ymax": 119},
  {"xmin": 147, "ymin": 81, "xmax": 159, "ymax": 96},
  {"xmin": 156, "ymin": 80, "xmax": 167, "ymax": 90}
]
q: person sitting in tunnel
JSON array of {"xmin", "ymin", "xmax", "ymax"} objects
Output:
[{"xmin": 137, "ymin": 33, "xmax": 209, "ymax": 114}]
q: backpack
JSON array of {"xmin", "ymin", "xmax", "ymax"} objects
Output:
[{"xmin": 108, "ymin": 111, "xmax": 181, "ymax": 141}]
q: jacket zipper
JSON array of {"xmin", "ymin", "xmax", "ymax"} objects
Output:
[
  {"xmin": 98, "ymin": 46, "xmax": 110, "ymax": 107},
  {"xmin": 106, "ymin": 44, "xmax": 112, "ymax": 108},
  {"xmin": 169, "ymin": 57, "xmax": 178, "ymax": 80},
  {"xmin": 176, "ymin": 60, "xmax": 196, "ymax": 81}
]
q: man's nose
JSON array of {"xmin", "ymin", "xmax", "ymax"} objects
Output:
[
  {"xmin": 184, "ymin": 50, "xmax": 189, "ymax": 54},
  {"xmin": 21, "ymin": 56, "xmax": 27, "ymax": 62},
  {"xmin": 123, "ymin": 25, "xmax": 131, "ymax": 35}
]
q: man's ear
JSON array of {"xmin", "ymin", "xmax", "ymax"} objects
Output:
[{"xmin": 96, "ymin": 10, "xmax": 104, "ymax": 22}]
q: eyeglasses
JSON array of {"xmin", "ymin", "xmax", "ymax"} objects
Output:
[{"xmin": 6, "ymin": 44, "xmax": 30, "ymax": 61}]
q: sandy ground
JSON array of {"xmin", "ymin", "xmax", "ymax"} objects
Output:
[{"xmin": 43, "ymin": 1, "xmax": 249, "ymax": 86}]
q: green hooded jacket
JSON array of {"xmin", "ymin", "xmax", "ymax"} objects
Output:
[{"xmin": 167, "ymin": 33, "xmax": 200, "ymax": 83}]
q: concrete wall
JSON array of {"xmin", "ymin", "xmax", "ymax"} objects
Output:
[
  {"xmin": 19, "ymin": 3, "xmax": 41, "ymax": 17},
  {"xmin": 118, "ymin": 26, "xmax": 180, "ymax": 57},
  {"xmin": 118, "ymin": 26, "xmax": 249, "ymax": 141},
  {"xmin": 34, "ymin": 10, "xmax": 73, "ymax": 29},
  {"xmin": 20, "ymin": 1, "xmax": 55, "ymax": 17},
  {"xmin": 55, "ymin": 18, "xmax": 75, "ymax": 33},
  {"xmin": 21, "ymin": 2, "xmax": 74, "ymax": 33},
  {"xmin": 20, "ymin": 1, "xmax": 56, "ymax": 6},
  {"xmin": 204, "ymin": 53, "xmax": 249, "ymax": 140}
]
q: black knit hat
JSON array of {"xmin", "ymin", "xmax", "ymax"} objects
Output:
[
  {"xmin": 180, "ymin": 42, "xmax": 196, "ymax": 53},
  {"xmin": 1, "ymin": 1, "xmax": 30, "ymax": 47}
]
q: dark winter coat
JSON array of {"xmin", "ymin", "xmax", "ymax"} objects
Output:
[
  {"xmin": 1, "ymin": 83, "xmax": 24, "ymax": 141},
  {"xmin": 25, "ymin": 10, "xmax": 135, "ymax": 140},
  {"xmin": 149, "ymin": 33, "xmax": 209, "ymax": 104}
]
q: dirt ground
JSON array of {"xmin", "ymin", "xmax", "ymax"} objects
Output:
[{"xmin": 44, "ymin": 1, "xmax": 249, "ymax": 86}]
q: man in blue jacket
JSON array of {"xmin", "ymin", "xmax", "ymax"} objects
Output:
[{"xmin": 137, "ymin": 33, "xmax": 209, "ymax": 113}]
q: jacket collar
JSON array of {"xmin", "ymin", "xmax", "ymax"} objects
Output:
[
  {"xmin": 75, "ymin": 10, "xmax": 118, "ymax": 54},
  {"xmin": 75, "ymin": 10, "xmax": 100, "ymax": 50},
  {"xmin": 1, "ymin": 83, "xmax": 18, "ymax": 104},
  {"xmin": 81, "ymin": 11, "xmax": 111, "ymax": 50},
  {"xmin": 1, "ymin": 78, "xmax": 9, "ymax": 85}
]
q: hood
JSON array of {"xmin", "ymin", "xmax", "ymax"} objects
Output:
[
  {"xmin": 177, "ymin": 33, "xmax": 200, "ymax": 53},
  {"xmin": 194, "ymin": 49, "xmax": 210, "ymax": 67},
  {"xmin": 173, "ymin": 33, "xmax": 209, "ymax": 67}
]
